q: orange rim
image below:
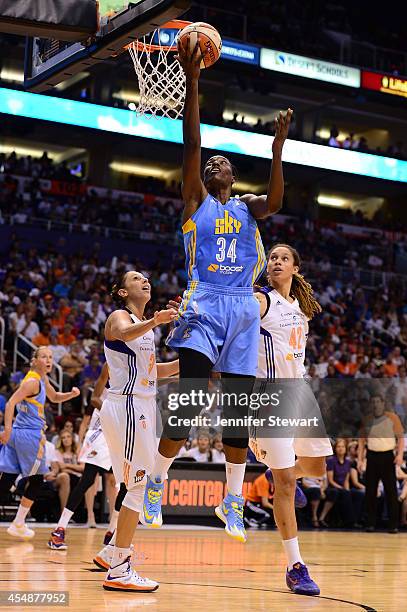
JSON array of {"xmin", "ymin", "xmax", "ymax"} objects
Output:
[{"xmin": 126, "ymin": 19, "xmax": 192, "ymax": 53}]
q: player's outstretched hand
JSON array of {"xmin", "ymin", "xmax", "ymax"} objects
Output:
[
  {"xmin": 70, "ymin": 387, "xmax": 80, "ymax": 398},
  {"xmin": 272, "ymin": 108, "xmax": 293, "ymax": 155},
  {"xmin": 175, "ymin": 35, "xmax": 206, "ymax": 81},
  {"xmin": 154, "ymin": 308, "xmax": 178, "ymax": 326}
]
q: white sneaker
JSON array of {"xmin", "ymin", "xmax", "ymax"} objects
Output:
[
  {"xmin": 103, "ymin": 557, "xmax": 158, "ymax": 592},
  {"xmin": 93, "ymin": 543, "xmax": 134, "ymax": 570},
  {"xmin": 7, "ymin": 522, "xmax": 35, "ymax": 540}
]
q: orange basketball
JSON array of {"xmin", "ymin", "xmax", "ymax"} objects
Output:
[{"xmin": 178, "ymin": 22, "xmax": 222, "ymax": 69}]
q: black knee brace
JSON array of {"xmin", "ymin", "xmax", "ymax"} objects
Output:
[
  {"xmin": 115, "ymin": 482, "xmax": 127, "ymax": 512},
  {"xmin": 222, "ymin": 436, "xmax": 249, "ymax": 449},
  {"xmin": 23, "ymin": 474, "xmax": 44, "ymax": 501}
]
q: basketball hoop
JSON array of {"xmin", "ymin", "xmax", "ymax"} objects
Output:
[{"xmin": 127, "ymin": 19, "xmax": 191, "ymax": 120}]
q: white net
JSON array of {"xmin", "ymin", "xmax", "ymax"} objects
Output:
[{"xmin": 128, "ymin": 28, "xmax": 186, "ymax": 120}]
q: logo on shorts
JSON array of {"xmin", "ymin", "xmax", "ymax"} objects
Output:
[
  {"xmin": 87, "ymin": 450, "xmax": 98, "ymax": 458},
  {"xmin": 208, "ymin": 263, "xmax": 219, "ymax": 272},
  {"xmin": 139, "ymin": 414, "xmax": 147, "ymax": 429},
  {"xmin": 183, "ymin": 327, "xmax": 192, "ymax": 339},
  {"xmin": 260, "ymin": 449, "xmax": 267, "ymax": 459},
  {"xmin": 134, "ymin": 469, "xmax": 146, "ymax": 483}
]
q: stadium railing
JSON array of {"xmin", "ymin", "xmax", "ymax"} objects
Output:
[{"xmin": 13, "ymin": 334, "xmax": 64, "ymax": 413}]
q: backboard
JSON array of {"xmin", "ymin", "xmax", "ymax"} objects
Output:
[{"xmin": 24, "ymin": 0, "xmax": 190, "ymax": 92}]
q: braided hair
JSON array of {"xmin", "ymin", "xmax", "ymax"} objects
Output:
[{"xmin": 267, "ymin": 244, "xmax": 322, "ymax": 320}]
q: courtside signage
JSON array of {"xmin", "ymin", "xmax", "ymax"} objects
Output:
[
  {"xmin": 362, "ymin": 70, "xmax": 407, "ymax": 99},
  {"xmin": 260, "ymin": 48, "xmax": 361, "ymax": 88},
  {"xmin": 221, "ymin": 39, "xmax": 259, "ymax": 65},
  {"xmin": 0, "ymin": 87, "xmax": 405, "ymax": 182}
]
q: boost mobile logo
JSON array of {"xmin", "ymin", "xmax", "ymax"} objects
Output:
[{"xmin": 208, "ymin": 263, "xmax": 243, "ymax": 274}]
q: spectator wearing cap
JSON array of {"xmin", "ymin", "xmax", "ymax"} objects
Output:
[{"xmin": 358, "ymin": 394, "xmax": 404, "ymax": 533}]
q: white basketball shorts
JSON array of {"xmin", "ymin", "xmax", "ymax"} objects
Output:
[
  {"xmin": 78, "ymin": 426, "xmax": 112, "ymax": 472},
  {"xmin": 100, "ymin": 393, "xmax": 157, "ymax": 488}
]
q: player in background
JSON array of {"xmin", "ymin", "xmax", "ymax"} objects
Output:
[
  {"xmin": 47, "ymin": 363, "xmax": 118, "ymax": 550},
  {"xmin": 142, "ymin": 35, "xmax": 292, "ymax": 543},
  {"xmin": 251, "ymin": 244, "xmax": 332, "ymax": 596},
  {"xmin": 0, "ymin": 346, "xmax": 80, "ymax": 540},
  {"xmin": 98, "ymin": 271, "xmax": 178, "ymax": 592}
]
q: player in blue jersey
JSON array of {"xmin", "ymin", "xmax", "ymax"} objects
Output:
[
  {"xmin": 142, "ymin": 37, "xmax": 292, "ymax": 542},
  {"xmin": 0, "ymin": 346, "xmax": 80, "ymax": 540}
]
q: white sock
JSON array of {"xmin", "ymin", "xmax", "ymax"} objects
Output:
[
  {"xmin": 14, "ymin": 504, "xmax": 30, "ymax": 524},
  {"xmin": 57, "ymin": 508, "xmax": 74, "ymax": 530},
  {"xmin": 283, "ymin": 537, "xmax": 304, "ymax": 570},
  {"xmin": 151, "ymin": 452, "xmax": 174, "ymax": 482},
  {"xmin": 225, "ymin": 462, "xmax": 246, "ymax": 496},
  {"xmin": 108, "ymin": 510, "xmax": 119, "ymax": 533},
  {"xmin": 110, "ymin": 546, "xmax": 130, "ymax": 572}
]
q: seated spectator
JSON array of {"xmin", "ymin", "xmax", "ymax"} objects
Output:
[
  {"xmin": 178, "ymin": 432, "xmax": 212, "ymax": 462},
  {"xmin": 80, "ymin": 356, "xmax": 102, "ymax": 386},
  {"xmin": 44, "ymin": 439, "xmax": 71, "ymax": 510},
  {"xmin": 58, "ymin": 323, "xmax": 76, "ymax": 347},
  {"xmin": 52, "ymin": 419, "xmax": 80, "ymax": 446},
  {"xmin": 54, "ymin": 429, "xmax": 84, "ymax": 492},
  {"xmin": 319, "ymin": 439, "xmax": 363, "ymax": 528},
  {"xmin": 301, "ymin": 475, "xmax": 327, "ymax": 528},
  {"xmin": 60, "ymin": 342, "xmax": 87, "ymax": 382},
  {"xmin": 210, "ymin": 434, "xmax": 225, "ymax": 463},
  {"xmin": 49, "ymin": 330, "xmax": 68, "ymax": 364},
  {"xmin": 328, "ymin": 127, "xmax": 340, "ymax": 148},
  {"xmin": 33, "ymin": 322, "xmax": 52, "ymax": 346},
  {"xmin": 244, "ymin": 470, "xmax": 275, "ymax": 528}
]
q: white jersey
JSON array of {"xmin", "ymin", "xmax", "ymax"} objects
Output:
[
  {"xmin": 104, "ymin": 312, "xmax": 157, "ymax": 397},
  {"xmin": 257, "ymin": 287, "xmax": 308, "ymax": 379},
  {"xmin": 78, "ymin": 389, "xmax": 111, "ymax": 470}
]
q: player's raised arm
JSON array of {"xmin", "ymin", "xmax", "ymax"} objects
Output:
[
  {"xmin": 176, "ymin": 36, "xmax": 208, "ymax": 224},
  {"xmin": 45, "ymin": 377, "xmax": 80, "ymax": 404},
  {"xmin": 108, "ymin": 309, "xmax": 178, "ymax": 343},
  {"xmin": 242, "ymin": 109, "xmax": 293, "ymax": 219}
]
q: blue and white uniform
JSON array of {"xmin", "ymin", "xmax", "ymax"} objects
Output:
[
  {"xmin": 250, "ymin": 287, "xmax": 332, "ymax": 469},
  {"xmin": 100, "ymin": 312, "xmax": 158, "ymax": 488},
  {"xmin": 167, "ymin": 194, "xmax": 266, "ymax": 375},
  {"xmin": 0, "ymin": 370, "xmax": 48, "ymax": 476}
]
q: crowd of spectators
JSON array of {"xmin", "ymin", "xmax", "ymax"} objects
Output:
[
  {"xmin": 326, "ymin": 128, "xmax": 406, "ymax": 160},
  {"xmin": 0, "ymin": 151, "xmax": 407, "ymax": 528},
  {"xmin": 187, "ymin": 0, "xmax": 406, "ymax": 74}
]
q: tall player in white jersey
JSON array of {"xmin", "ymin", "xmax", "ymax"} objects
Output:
[
  {"xmin": 252, "ymin": 244, "xmax": 332, "ymax": 597},
  {"xmin": 99, "ymin": 271, "xmax": 178, "ymax": 593}
]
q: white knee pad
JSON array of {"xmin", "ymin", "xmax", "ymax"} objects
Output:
[{"xmin": 122, "ymin": 483, "xmax": 145, "ymax": 513}]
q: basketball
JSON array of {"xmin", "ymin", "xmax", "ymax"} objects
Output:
[{"xmin": 178, "ymin": 22, "xmax": 222, "ymax": 69}]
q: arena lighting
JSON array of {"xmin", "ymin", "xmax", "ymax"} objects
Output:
[
  {"xmin": 0, "ymin": 68, "xmax": 24, "ymax": 83},
  {"xmin": 0, "ymin": 87, "xmax": 406, "ymax": 183},
  {"xmin": 109, "ymin": 161, "xmax": 174, "ymax": 179},
  {"xmin": 317, "ymin": 195, "xmax": 348, "ymax": 208}
]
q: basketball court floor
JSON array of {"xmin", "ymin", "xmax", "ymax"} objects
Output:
[{"xmin": 0, "ymin": 525, "xmax": 403, "ymax": 611}]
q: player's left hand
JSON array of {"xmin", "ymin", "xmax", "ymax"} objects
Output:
[
  {"xmin": 272, "ymin": 108, "xmax": 293, "ymax": 155},
  {"xmin": 166, "ymin": 297, "xmax": 181, "ymax": 312},
  {"xmin": 71, "ymin": 387, "xmax": 80, "ymax": 398},
  {"xmin": 394, "ymin": 454, "xmax": 404, "ymax": 467}
]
